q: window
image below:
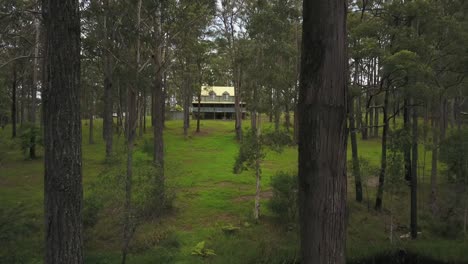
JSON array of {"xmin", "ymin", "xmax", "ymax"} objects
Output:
[
  {"xmin": 209, "ymin": 91, "xmax": 216, "ymax": 100},
  {"xmin": 223, "ymin": 92, "xmax": 229, "ymax": 101}
]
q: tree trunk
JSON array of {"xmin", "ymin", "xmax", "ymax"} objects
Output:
[
  {"xmin": 410, "ymin": 99, "xmax": 418, "ymax": 239},
  {"xmin": 298, "ymin": 1, "xmax": 347, "ymax": 263},
  {"xmin": 373, "ymin": 105, "xmax": 379, "ymax": 137},
  {"xmin": 196, "ymin": 89, "xmax": 201, "ymax": 132},
  {"xmin": 350, "ymin": 61, "xmax": 363, "ymax": 202},
  {"xmin": 42, "ymin": 0, "xmax": 83, "ymax": 262},
  {"xmin": 183, "ymin": 68, "xmax": 191, "ymax": 138},
  {"xmin": 375, "ymin": 88, "xmax": 389, "ymax": 211},
  {"xmin": 102, "ymin": 0, "xmax": 113, "ymax": 158},
  {"xmin": 234, "ymin": 65, "xmax": 242, "ymax": 141},
  {"xmin": 89, "ymin": 97, "xmax": 94, "ymax": 144},
  {"xmin": 430, "ymin": 105, "xmax": 439, "ymax": 216},
  {"xmin": 404, "ymin": 99, "xmax": 412, "ymax": 182},
  {"xmin": 153, "ymin": 3, "xmax": 165, "ymax": 178},
  {"xmin": 11, "ymin": 63, "xmax": 17, "ymax": 138}
]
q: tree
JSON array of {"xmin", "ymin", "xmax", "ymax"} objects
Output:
[
  {"xmin": 42, "ymin": 0, "xmax": 83, "ymax": 262},
  {"xmin": 298, "ymin": 0, "xmax": 347, "ymax": 263}
]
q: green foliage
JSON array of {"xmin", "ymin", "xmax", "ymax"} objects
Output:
[
  {"xmin": 18, "ymin": 124, "xmax": 42, "ymax": 158},
  {"xmin": 262, "ymin": 130, "xmax": 293, "ymax": 152},
  {"xmin": 233, "ymin": 128, "xmax": 265, "ymax": 174},
  {"xmin": 221, "ymin": 224, "xmax": 240, "ymax": 234},
  {"xmin": 268, "ymin": 171, "xmax": 298, "ymax": 224},
  {"xmin": 191, "ymin": 241, "xmax": 216, "ymax": 258},
  {"xmin": 83, "ymin": 193, "xmax": 103, "ymax": 229},
  {"xmin": 439, "ymin": 129, "xmax": 468, "ymax": 183}
]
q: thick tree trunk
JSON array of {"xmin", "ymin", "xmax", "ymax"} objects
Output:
[
  {"xmin": 298, "ymin": 1, "xmax": 347, "ymax": 263},
  {"xmin": 11, "ymin": 64, "xmax": 17, "ymax": 138},
  {"xmin": 375, "ymin": 88, "xmax": 389, "ymax": 211},
  {"xmin": 410, "ymin": 100, "xmax": 418, "ymax": 239},
  {"xmin": 42, "ymin": 0, "xmax": 83, "ymax": 262}
]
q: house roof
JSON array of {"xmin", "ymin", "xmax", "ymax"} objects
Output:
[{"xmin": 201, "ymin": 86, "xmax": 235, "ymax": 96}]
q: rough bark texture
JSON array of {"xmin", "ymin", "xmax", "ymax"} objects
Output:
[
  {"xmin": 298, "ymin": 1, "xmax": 347, "ymax": 263},
  {"xmin": 42, "ymin": 0, "xmax": 83, "ymax": 262}
]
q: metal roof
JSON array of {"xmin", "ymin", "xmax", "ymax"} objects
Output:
[{"xmin": 201, "ymin": 86, "xmax": 235, "ymax": 96}]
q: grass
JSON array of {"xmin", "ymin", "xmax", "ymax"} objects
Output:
[{"xmin": 0, "ymin": 118, "xmax": 467, "ymax": 263}]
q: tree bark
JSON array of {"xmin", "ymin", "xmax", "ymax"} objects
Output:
[
  {"xmin": 102, "ymin": 0, "xmax": 113, "ymax": 158},
  {"xmin": 89, "ymin": 96, "xmax": 94, "ymax": 144},
  {"xmin": 153, "ymin": 2, "xmax": 165, "ymax": 177},
  {"xmin": 298, "ymin": 1, "xmax": 347, "ymax": 263},
  {"xmin": 11, "ymin": 63, "xmax": 17, "ymax": 138},
  {"xmin": 350, "ymin": 60, "xmax": 362, "ymax": 203},
  {"xmin": 410, "ymin": 99, "xmax": 418, "ymax": 239},
  {"xmin": 234, "ymin": 65, "xmax": 242, "ymax": 141},
  {"xmin": 375, "ymin": 87, "xmax": 389, "ymax": 211},
  {"xmin": 42, "ymin": 0, "xmax": 83, "ymax": 262},
  {"xmin": 404, "ymin": 99, "xmax": 412, "ymax": 182},
  {"xmin": 430, "ymin": 104, "xmax": 439, "ymax": 215}
]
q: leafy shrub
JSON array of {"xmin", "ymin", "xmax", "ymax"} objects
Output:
[
  {"xmin": 191, "ymin": 241, "xmax": 216, "ymax": 258},
  {"xmin": 83, "ymin": 193, "xmax": 103, "ymax": 229},
  {"xmin": 268, "ymin": 171, "xmax": 298, "ymax": 224},
  {"xmin": 18, "ymin": 124, "xmax": 42, "ymax": 158}
]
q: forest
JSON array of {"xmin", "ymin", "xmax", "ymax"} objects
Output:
[{"xmin": 0, "ymin": 0, "xmax": 467, "ymax": 263}]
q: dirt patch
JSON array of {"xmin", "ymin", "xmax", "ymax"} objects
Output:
[
  {"xmin": 232, "ymin": 190, "xmax": 273, "ymax": 202},
  {"xmin": 366, "ymin": 177, "xmax": 379, "ymax": 187},
  {"xmin": 214, "ymin": 181, "xmax": 250, "ymax": 191}
]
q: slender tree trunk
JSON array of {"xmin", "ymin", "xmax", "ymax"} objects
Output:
[
  {"xmin": 404, "ymin": 99, "xmax": 412, "ymax": 182},
  {"xmin": 410, "ymin": 99, "xmax": 418, "ymax": 239},
  {"xmin": 196, "ymin": 90, "xmax": 201, "ymax": 132},
  {"xmin": 153, "ymin": 3, "xmax": 165, "ymax": 180},
  {"xmin": 293, "ymin": 106, "xmax": 298, "ymax": 143},
  {"xmin": 369, "ymin": 100, "xmax": 374, "ymax": 136},
  {"xmin": 234, "ymin": 66, "xmax": 242, "ymax": 141},
  {"xmin": 89, "ymin": 97, "xmax": 94, "ymax": 144},
  {"xmin": 122, "ymin": 84, "xmax": 137, "ymax": 264},
  {"xmin": 183, "ymin": 67, "xmax": 191, "ymax": 138},
  {"xmin": 143, "ymin": 90, "xmax": 147, "ymax": 133},
  {"xmin": 430, "ymin": 105, "xmax": 439, "ymax": 215},
  {"xmin": 373, "ymin": 104, "xmax": 379, "ymax": 137},
  {"xmin": 350, "ymin": 60, "xmax": 362, "ymax": 202},
  {"xmin": 42, "ymin": 0, "xmax": 83, "ymax": 262},
  {"xmin": 375, "ymin": 87, "xmax": 389, "ymax": 211},
  {"xmin": 11, "ymin": 63, "xmax": 17, "ymax": 138},
  {"xmin": 284, "ymin": 106, "xmax": 291, "ymax": 132},
  {"xmin": 196, "ymin": 62, "xmax": 202, "ymax": 133},
  {"xmin": 102, "ymin": 0, "xmax": 113, "ymax": 158},
  {"xmin": 29, "ymin": 23, "xmax": 39, "ymax": 160},
  {"xmin": 298, "ymin": 1, "xmax": 347, "ymax": 263}
]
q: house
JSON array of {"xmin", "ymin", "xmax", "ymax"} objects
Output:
[{"xmin": 191, "ymin": 86, "xmax": 246, "ymax": 120}]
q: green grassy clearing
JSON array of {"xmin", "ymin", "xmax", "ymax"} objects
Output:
[{"xmin": 0, "ymin": 118, "xmax": 467, "ymax": 263}]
